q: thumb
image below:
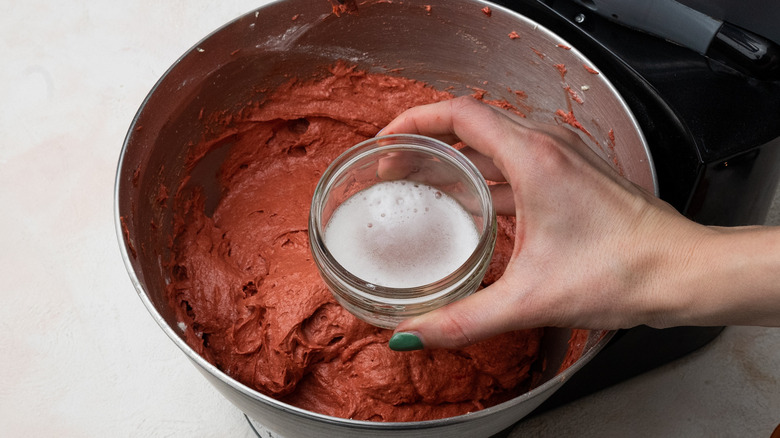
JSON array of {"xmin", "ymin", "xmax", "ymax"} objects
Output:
[{"xmin": 388, "ymin": 277, "xmax": 538, "ymax": 351}]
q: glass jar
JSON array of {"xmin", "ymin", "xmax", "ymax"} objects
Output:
[{"xmin": 309, "ymin": 134, "xmax": 497, "ymax": 329}]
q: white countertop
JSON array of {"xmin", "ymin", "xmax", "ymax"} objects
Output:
[{"xmin": 1, "ymin": 1, "xmax": 779, "ymax": 437}]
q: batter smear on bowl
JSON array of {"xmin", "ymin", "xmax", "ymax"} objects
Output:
[{"xmin": 166, "ymin": 62, "xmax": 544, "ymax": 422}]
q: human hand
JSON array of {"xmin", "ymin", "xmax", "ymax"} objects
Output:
[{"xmin": 381, "ymin": 96, "xmax": 717, "ymax": 350}]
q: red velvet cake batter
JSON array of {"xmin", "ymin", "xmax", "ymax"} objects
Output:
[{"xmin": 166, "ymin": 62, "xmax": 544, "ymax": 422}]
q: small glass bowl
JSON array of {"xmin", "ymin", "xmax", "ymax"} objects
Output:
[{"xmin": 309, "ymin": 134, "xmax": 497, "ymax": 329}]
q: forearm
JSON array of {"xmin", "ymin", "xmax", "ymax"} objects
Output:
[{"xmin": 658, "ymin": 225, "xmax": 780, "ymax": 328}]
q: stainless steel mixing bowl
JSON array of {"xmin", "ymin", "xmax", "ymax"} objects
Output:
[{"xmin": 115, "ymin": 1, "xmax": 656, "ymax": 436}]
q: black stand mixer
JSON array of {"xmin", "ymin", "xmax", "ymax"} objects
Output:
[{"xmin": 494, "ymin": 0, "xmax": 780, "ymax": 414}]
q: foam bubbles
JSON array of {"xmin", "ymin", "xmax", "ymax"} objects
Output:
[{"xmin": 324, "ymin": 180, "xmax": 479, "ymax": 288}]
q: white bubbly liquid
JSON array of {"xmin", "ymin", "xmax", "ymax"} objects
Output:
[{"xmin": 324, "ymin": 180, "xmax": 479, "ymax": 288}]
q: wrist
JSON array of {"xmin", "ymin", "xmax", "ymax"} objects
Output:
[{"xmin": 637, "ymin": 217, "xmax": 715, "ymax": 328}]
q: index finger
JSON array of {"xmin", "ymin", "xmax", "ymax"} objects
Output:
[{"xmin": 382, "ymin": 96, "xmax": 523, "ymax": 163}]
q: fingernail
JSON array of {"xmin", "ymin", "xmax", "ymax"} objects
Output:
[
  {"xmin": 388, "ymin": 332, "xmax": 423, "ymax": 351},
  {"xmin": 376, "ymin": 127, "xmax": 386, "ymax": 137}
]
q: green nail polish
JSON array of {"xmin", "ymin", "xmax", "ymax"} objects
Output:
[{"xmin": 389, "ymin": 332, "xmax": 423, "ymax": 351}]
